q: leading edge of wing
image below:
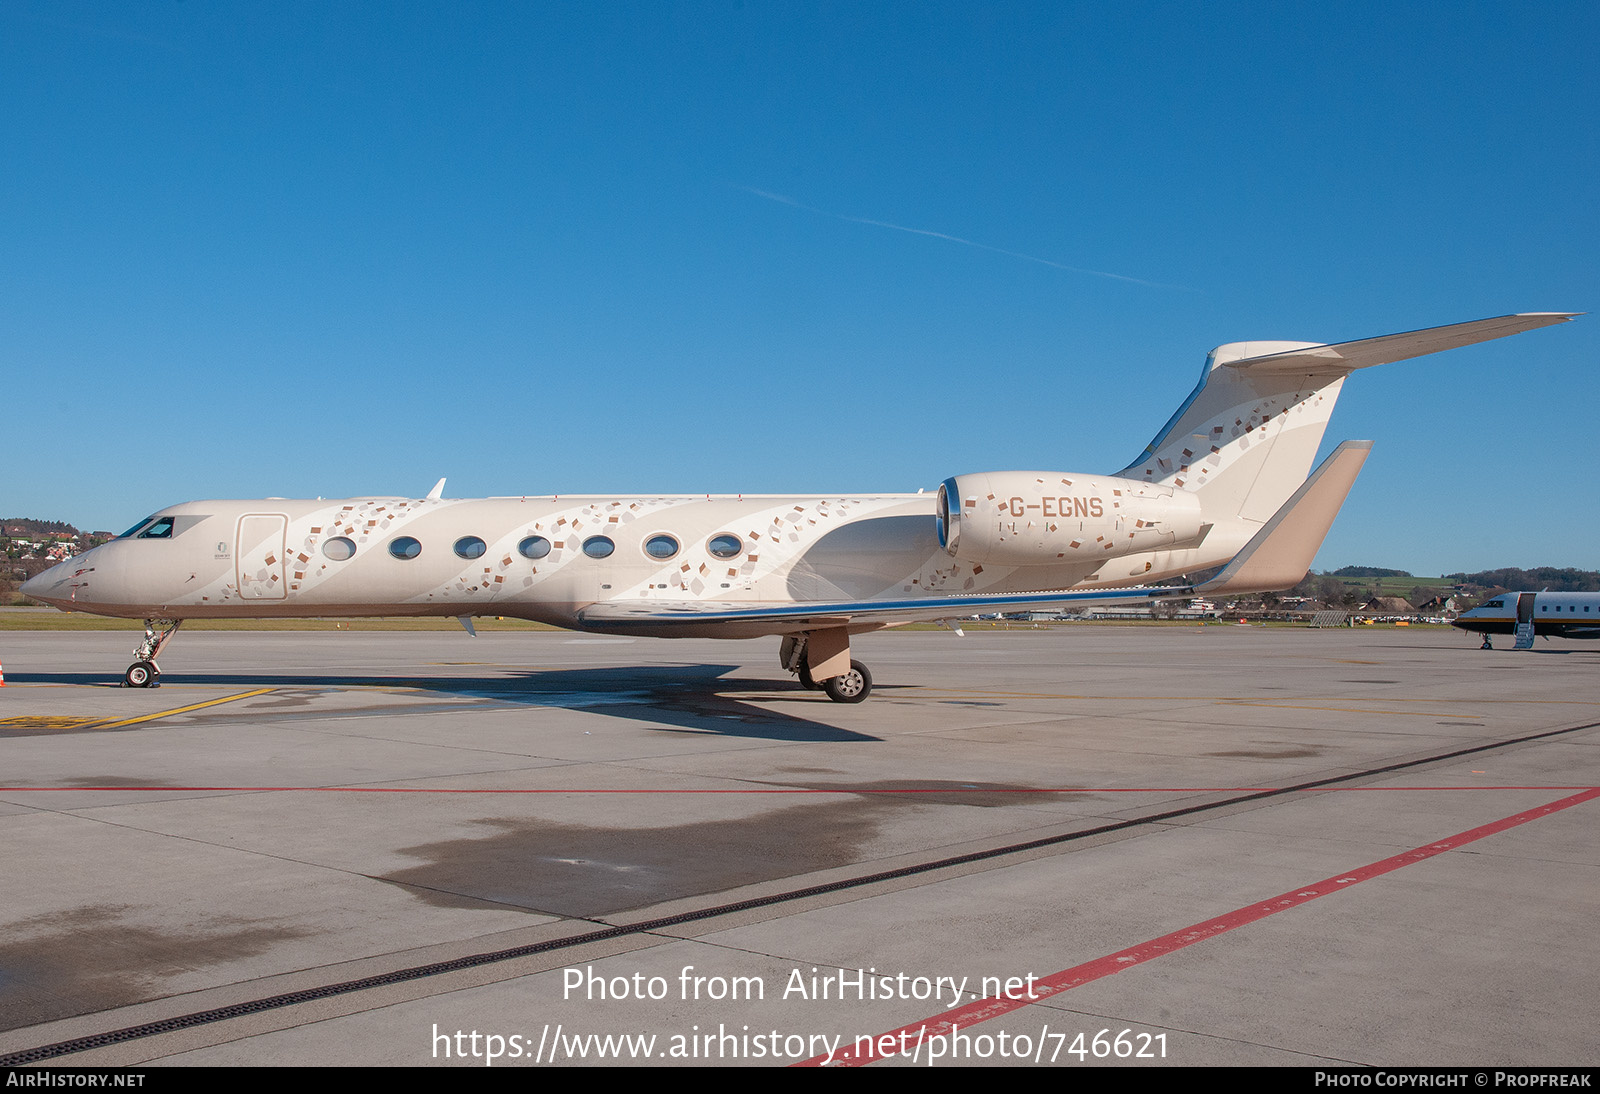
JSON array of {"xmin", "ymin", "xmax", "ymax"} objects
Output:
[{"xmin": 577, "ymin": 585, "xmax": 1190, "ymax": 632}]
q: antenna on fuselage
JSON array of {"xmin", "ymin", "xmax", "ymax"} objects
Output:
[{"xmin": 426, "ymin": 477, "xmax": 446, "ymax": 500}]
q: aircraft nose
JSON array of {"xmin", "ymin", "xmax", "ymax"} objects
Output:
[
  {"xmin": 19, "ymin": 563, "xmax": 63, "ymax": 604},
  {"xmin": 20, "ymin": 547, "xmax": 109, "ymax": 609}
]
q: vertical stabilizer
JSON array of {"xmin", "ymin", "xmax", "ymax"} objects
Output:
[{"xmin": 1118, "ymin": 342, "xmax": 1343, "ymax": 524}]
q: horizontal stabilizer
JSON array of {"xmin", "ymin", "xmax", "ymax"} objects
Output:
[
  {"xmin": 1225, "ymin": 313, "xmax": 1576, "ymax": 376},
  {"xmin": 1196, "ymin": 440, "xmax": 1372, "ymax": 595}
]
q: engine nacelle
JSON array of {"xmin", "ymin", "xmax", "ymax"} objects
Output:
[{"xmin": 936, "ymin": 471, "xmax": 1204, "ymax": 566}]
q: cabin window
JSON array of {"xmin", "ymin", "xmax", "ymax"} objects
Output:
[
  {"xmin": 518, "ymin": 535, "xmax": 551, "ymax": 560},
  {"xmin": 322, "ymin": 536, "xmax": 356, "ymax": 561},
  {"xmin": 707, "ymin": 533, "xmax": 743, "ymax": 560},
  {"xmin": 389, "ymin": 536, "xmax": 422, "ymax": 560},
  {"xmin": 644, "ymin": 534, "xmax": 679, "ymax": 560},
  {"xmin": 137, "ymin": 517, "xmax": 176, "ymax": 540},
  {"xmin": 582, "ymin": 535, "xmax": 615, "ymax": 559},
  {"xmin": 454, "ymin": 536, "xmax": 487, "ymax": 560}
]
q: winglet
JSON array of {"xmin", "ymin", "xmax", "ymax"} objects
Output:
[
  {"xmin": 427, "ymin": 477, "xmax": 447, "ymax": 500},
  {"xmin": 1196, "ymin": 440, "xmax": 1372, "ymax": 595}
]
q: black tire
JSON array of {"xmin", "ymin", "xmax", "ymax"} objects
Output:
[
  {"xmin": 823, "ymin": 660, "xmax": 872, "ymax": 703},
  {"xmin": 797, "ymin": 663, "xmax": 822, "ymax": 690},
  {"xmin": 124, "ymin": 661, "xmax": 156, "ymax": 688}
]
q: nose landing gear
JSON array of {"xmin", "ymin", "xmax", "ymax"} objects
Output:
[
  {"xmin": 123, "ymin": 619, "xmax": 183, "ymax": 688},
  {"xmin": 124, "ymin": 661, "xmax": 158, "ymax": 688}
]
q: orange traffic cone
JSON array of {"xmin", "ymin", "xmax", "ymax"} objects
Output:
[{"xmin": 0, "ymin": 659, "xmax": 6, "ymax": 686}]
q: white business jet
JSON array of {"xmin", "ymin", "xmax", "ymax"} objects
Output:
[
  {"xmin": 1453, "ymin": 591, "xmax": 1600, "ymax": 649},
  {"xmin": 23, "ymin": 314, "xmax": 1575, "ymax": 701}
]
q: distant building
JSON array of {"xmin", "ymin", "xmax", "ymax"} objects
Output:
[{"xmin": 1357, "ymin": 596, "xmax": 1418, "ymax": 618}]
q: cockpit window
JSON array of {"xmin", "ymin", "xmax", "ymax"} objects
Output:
[
  {"xmin": 118, "ymin": 517, "xmax": 156, "ymax": 539},
  {"xmin": 136, "ymin": 517, "xmax": 176, "ymax": 539}
]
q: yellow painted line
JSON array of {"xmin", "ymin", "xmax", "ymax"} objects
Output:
[
  {"xmin": 88, "ymin": 689, "xmax": 277, "ymax": 731},
  {"xmin": 0, "ymin": 716, "xmax": 105, "ymax": 730},
  {"xmin": 1224, "ymin": 702, "xmax": 1479, "ymax": 718},
  {"xmin": 911, "ymin": 689, "xmax": 1596, "ymax": 706}
]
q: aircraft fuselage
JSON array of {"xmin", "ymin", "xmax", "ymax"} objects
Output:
[
  {"xmin": 28, "ymin": 491, "xmax": 1237, "ymax": 640},
  {"xmin": 20, "ymin": 312, "xmax": 1574, "ymax": 698},
  {"xmin": 1452, "ymin": 592, "xmax": 1600, "ymax": 641}
]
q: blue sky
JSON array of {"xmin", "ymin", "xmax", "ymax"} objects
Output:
[{"xmin": 4, "ymin": 2, "xmax": 1595, "ymax": 575}]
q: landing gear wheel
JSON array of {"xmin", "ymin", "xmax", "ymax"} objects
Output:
[
  {"xmin": 126, "ymin": 619, "xmax": 180, "ymax": 687},
  {"xmin": 124, "ymin": 661, "xmax": 159, "ymax": 688},
  {"xmin": 797, "ymin": 663, "xmax": 822, "ymax": 690},
  {"xmin": 823, "ymin": 660, "xmax": 872, "ymax": 703}
]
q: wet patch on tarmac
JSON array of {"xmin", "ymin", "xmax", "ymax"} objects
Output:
[
  {"xmin": 225, "ymin": 689, "xmax": 325, "ymax": 711},
  {"xmin": 779, "ymin": 778, "xmax": 1095, "ymax": 808},
  {"xmin": 1206, "ymin": 747, "xmax": 1322, "ymax": 759},
  {"xmin": 379, "ymin": 779, "xmax": 1073, "ymax": 918},
  {"xmin": 381, "ymin": 797, "xmax": 911, "ymax": 918},
  {"xmin": 0, "ymin": 904, "xmax": 311, "ymax": 1033}
]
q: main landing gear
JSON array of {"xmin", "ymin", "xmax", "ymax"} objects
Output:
[
  {"xmin": 1480, "ymin": 635, "xmax": 1493, "ymax": 650},
  {"xmin": 822, "ymin": 660, "xmax": 872, "ymax": 703},
  {"xmin": 124, "ymin": 619, "xmax": 182, "ymax": 688},
  {"xmin": 780, "ymin": 630, "xmax": 873, "ymax": 703}
]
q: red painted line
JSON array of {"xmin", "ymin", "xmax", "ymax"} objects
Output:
[
  {"xmin": 0, "ymin": 786, "xmax": 1229, "ymax": 794},
  {"xmin": 799, "ymin": 787, "xmax": 1600, "ymax": 1067},
  {"xmin": 0, "ymin": 785, "xmax": 1594, "ymax": 795}
]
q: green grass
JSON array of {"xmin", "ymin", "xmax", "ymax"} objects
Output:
[{"xmin": 1330, "ymin": 575, "xmax": 1456, "ymax": 599}]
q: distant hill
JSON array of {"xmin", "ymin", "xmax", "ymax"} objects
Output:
[
  {"xmin": 3, "ymin": 518, "xmax": 115, "ymax": 540},
  {"xmin": 1446, "ymin": 567, "xmax": 1600, "ymax": 593},
  {"xmin": 3, "ymin": 519, "xmax": 116, "ymax": 601},
  {"xmin": 1331, "ymin": 565, "xmax": 1413, "ymax": 578},
  {"xmin": 3, "ymin": 517, "xmax": 79, "ymax": 537}
]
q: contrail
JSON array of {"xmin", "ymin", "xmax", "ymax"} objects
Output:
[{"xmin": 734, "ymin": 185, "xmax": 1194, "ymax": 291}]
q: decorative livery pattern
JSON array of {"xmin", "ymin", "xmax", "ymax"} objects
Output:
[{"xmin": 19, "ymin": 313, "xmax": 1574, "ymax": 700}]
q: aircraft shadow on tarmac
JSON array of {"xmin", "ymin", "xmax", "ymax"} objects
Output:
[{"xmin": 8, "ymin": 663, "xmax": 882, "ymax": 743}]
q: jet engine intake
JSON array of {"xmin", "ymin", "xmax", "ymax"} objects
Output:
[{"xmin": 937, "ymin": 471, "xmax": 1203, "ymax": 566}]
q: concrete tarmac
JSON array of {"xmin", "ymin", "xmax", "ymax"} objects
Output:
[{"xmin": 0, "ymin": 625, "xmax": 1595, "ymax": 1067}]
